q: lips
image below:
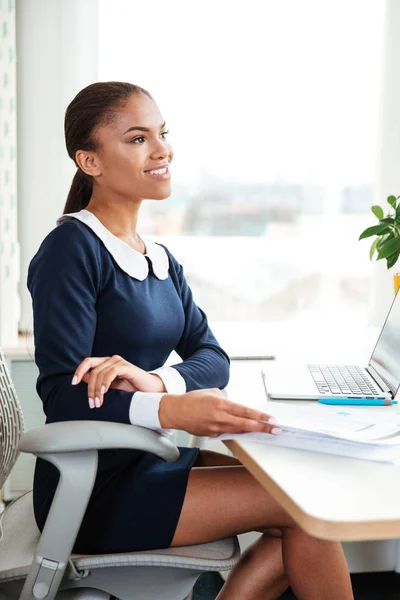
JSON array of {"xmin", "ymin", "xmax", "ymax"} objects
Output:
[
  {"xmin": 144, "ymin": 165, "xmax": 171, "ymax": 180},
  {"xmin": 144, "ymin": 163, "xmax": 170, "ymax": 175},
  {"xmin": 145, "ymin": 167, "xmax": 169, "ymax": 175}
]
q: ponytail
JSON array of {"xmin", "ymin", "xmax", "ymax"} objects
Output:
[{"xmin": 63, "ymin": 169, "xmax": 93, "ymax": 214}]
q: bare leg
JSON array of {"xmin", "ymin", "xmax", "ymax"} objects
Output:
[
  {"xmin": 193, "ymin": 449, "xmax": 242, "ymax": 467},
  {"xmin": 281, "ymin": 528, "xmax": 351, "ymax": 600},
  {"xmin": 217, "ymin": 534, "xmax": 288, "ymax": 600},
  {"xmin": 193, "ymin": 450, "xmax": 289, "ymax": 599},
  {"xmin": 172, "ymin": 452, "xmax": 353, "ymax": 600}
]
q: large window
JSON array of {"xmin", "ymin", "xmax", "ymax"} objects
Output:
[{"xmin": 99, "ymin": 0, "xmax": 385, "ymax": 327}]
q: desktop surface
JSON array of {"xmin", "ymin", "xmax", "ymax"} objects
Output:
[{"xmin": 225, "ymin": 359, "xmax": 400, "ymax": 542}]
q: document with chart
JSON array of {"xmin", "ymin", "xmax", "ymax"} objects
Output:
[{"xmin": 216, "ymin": 403, "xmax": 400, "ymax": 463}]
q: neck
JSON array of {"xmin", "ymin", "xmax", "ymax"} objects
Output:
[{"xmin": 85, "ymin": 189, "xmax": 144, "ymax": 252}]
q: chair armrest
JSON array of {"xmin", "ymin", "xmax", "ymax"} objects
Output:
[{"xmin": 19, "ymin": 420, "xmax": 179, "ymax": 462}]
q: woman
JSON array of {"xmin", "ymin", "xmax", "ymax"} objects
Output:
[{"xmin": 28, "ymin": 81, "xmax": 353, "ymax": 599}]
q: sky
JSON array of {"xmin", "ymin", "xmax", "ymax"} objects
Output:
[{"xmin": 99, "ymin": 0, "xmax": 385, "ymax": 188}]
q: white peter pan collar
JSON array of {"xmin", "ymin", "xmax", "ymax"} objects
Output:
[{"xmin": 57, "ymin": 209, "xmax": 169, "ymax": 281}]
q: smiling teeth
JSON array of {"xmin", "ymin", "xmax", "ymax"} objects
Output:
[{"xmin": 147, "ymin": 167, "xmax": 167, "ymax": 175}]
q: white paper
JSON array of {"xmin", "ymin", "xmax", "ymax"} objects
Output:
[{"xmin": 216, "ymin": 403, "xmax": 400, "ymax": 463}]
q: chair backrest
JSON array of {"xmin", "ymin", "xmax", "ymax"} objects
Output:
[{"xmin": 0, "ymin": 347, "xmax": 24, "ymax": 490}]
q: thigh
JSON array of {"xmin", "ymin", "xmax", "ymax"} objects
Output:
[
  {"xmin": 170, "ymin": 465, "xmax": 293, "ymax": 547},
  {"xmin": 193, "ymin": 449, "xmax": 242, "ymax": 467}
]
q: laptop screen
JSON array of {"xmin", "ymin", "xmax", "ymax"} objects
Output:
[{"xmin": 369, "ymin": 290, "xmax": 400, "ymax": 396}]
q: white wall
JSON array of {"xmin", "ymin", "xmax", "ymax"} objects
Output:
[
  {"xmin": 0, "ymin": 0, "xmax": 19, "ymax": 346},
  {"xmin": 16, "ymin": 0, "xmax": 99, "ymax": 332}
]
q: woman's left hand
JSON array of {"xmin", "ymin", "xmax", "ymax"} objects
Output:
[{"xmin": 72, "ymin": 356, "xmax": 166, "ymax": 408}]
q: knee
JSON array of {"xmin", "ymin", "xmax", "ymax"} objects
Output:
[
  {"xmin": 258, "ymin": 512, "xmax": 299, "ymax": 536},
  {"xmin": 262, "ymin": 527, "xmax": 284, "ymax": 538}
]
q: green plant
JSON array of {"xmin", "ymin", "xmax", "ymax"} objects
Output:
[{"xmin": 359, "ymin": 195, "xmax": 400, "ymax": 270}]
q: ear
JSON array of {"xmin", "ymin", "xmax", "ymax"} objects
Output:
[{"xmin": 75, "ymin": 150, "xmax": 102, "ymax": 177}]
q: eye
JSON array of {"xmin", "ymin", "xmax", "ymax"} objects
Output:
[
  {"xmin": 129, "ymin": 136, "xmax": 145, "ymax": 144},
  {"xmin": 161, "ymin": 130, "xmax": 170, "ymax": 139}
]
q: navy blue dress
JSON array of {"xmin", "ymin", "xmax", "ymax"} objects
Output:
[{"xmin": 28, "ymin": 216, "xmax": 230, "ymax": 553}]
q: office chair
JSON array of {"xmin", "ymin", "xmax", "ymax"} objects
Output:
[{"xmin": 0, "ymin": 348, "xmax": 240, "ymax": 600}]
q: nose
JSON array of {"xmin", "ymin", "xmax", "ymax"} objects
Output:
[{"xmin": 150, "ymin": 136, "xmax": 172, "ymax": 161}]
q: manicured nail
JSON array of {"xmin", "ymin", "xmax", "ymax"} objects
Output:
[
  {"xmin": 88, "ymin": 398, "xmax": 95, "ymax": 409},
  {"xmin": 100, "ymin": 385, "xmax": 106, "ymax": 395},
  {"xmin": 94, "ymin": 397, "xmax": 101, "ymax": 408},
  {"xmin": 268, "ymin": 417, "xmax": 278, "ymax": 425},
  {"xmin": 271, "ymin": 427, "xmax": 282, "ymax": 435},
  {"xmin": 72, "ymin": 376, "xmax": 78, "ymax": 385}
]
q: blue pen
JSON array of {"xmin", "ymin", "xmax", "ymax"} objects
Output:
[{"xmin": 318, "ymin": 398, "xmax": 398, "ymax": 406}]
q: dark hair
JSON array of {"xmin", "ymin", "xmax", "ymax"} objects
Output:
[{"xmin": 63, "ymin": 81, "xmax": 152, "ymax": 214}]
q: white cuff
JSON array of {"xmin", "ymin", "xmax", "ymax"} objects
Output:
[
  {"xmin": 149, "ymin": 366, "xmax": 186, "ymax": 394},
  {"xmin": 129, "ymin": 392, "xmax": 172, "ymax": 434}
]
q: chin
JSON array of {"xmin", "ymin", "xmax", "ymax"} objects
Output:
[{"xmin": 149, "ymin": 188, "xmax": 172, "ymax": 201}]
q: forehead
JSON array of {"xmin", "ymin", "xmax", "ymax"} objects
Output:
[{"xmin": 106, "ymin": 92, "xmax": 164, "ymax": 135}]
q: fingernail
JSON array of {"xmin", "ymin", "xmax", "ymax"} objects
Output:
[
  {"xmin": 271, "ymin": 427, "xmax": 282, "ymax": 435},
  {"xmin": 72, "ymin": 376, "xmax": 78, "ymax": 385},
  {"xmin": 88, "ymin": 398, "xmax": 95, "ymax": 409},
  {"xmin": 268, "ymin": 417, "xmax": 278, "ymax": 425},
  {"xmin": 100, "ymin": 385, "xmax": 106, "ymax": 394},
  {"xmin": 95, "ymin": 397, "xmax": 101, "ymax": 408}
]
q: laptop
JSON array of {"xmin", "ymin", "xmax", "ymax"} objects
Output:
[{"xmin": 262, "ymin": 291, "xmax": 400, "ymax": 401}]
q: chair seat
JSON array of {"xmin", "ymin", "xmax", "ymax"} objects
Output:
[{"xmin": 0, "ymin": 492, "xmax": 239, "ymax": 584}]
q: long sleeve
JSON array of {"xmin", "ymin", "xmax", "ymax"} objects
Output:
[
  {"xmin": 149, "ymin": 365, "xmax": 187, "ymax": 393},
  {"xmin": 166, "ymin": 251, "xmax": 230, "ymax": 391},
  {"xmin": 28, "ymin": 223, "xmax": 134, "ymax": 425}
]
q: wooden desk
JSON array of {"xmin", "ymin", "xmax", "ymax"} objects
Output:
[{"xmin": 225, "ymin": 360, "xmax": 400, "ymax": 542}]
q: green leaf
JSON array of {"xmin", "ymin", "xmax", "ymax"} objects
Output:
[
  {"xmin": 379, "ymin": 217, "xmax": 395, "ymax": 225},
  {"xmin": 371, "ymin": 205, "xmax": 384, "ymax": 219},
  {"xmin": 396, "ymin": 204, "xmax": 400, "ymax": 222},
  {"xmin": 387, "ymin": 195, "xmax": 397, "ymax": 209},
  {"xmin": 369, "ymin": 237, "xmax": 379, "ymax": 260},
  {"xmin": 377, "ymin": 233, "xmax": 393, "ymax": 252},
  {"xmin": 387, "ymin": 250, "xmax": 400, "ymax": 270},
  {"xmin": 377, "ymin": 237, "xmax": 400, "ymax": 260},
  {"xmin": 359, "ymin": 224, "xmax": 391, "ymax": 240}
]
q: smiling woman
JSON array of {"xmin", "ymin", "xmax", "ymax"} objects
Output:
[{"xmin": 27, "ymin": 81, "xmax": 354, "ymax": 600}]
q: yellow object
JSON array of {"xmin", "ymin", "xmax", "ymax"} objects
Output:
[{"xmin": 394, "ymin": 274, "xmax": 400, "ymax": 294}]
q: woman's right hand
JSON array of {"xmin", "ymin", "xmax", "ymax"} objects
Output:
[{"xmin": 159, "ymin": 389, "xmax": 282, "ymax": 437}]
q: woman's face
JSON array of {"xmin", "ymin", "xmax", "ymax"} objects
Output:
[{"xmin": 91, "ymin": 92, "xmax": 173, "ymax": 201}]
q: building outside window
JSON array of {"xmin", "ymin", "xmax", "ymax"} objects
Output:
[{"xmin": 99, "ymin": 0, "xmax": 385, "ymax": 331}]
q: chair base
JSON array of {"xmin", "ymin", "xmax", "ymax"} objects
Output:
[{"xmin": 63, "ymin": 565, "xmax": 201, "ymax": 600}]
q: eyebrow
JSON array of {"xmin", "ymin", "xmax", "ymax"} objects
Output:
[{"xmin": 123, "ymin": 121, "xmax": 166, "ymax": 135}]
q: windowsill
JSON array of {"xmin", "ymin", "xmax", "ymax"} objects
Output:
[
  {"xmin": 210, "ymin": 320, "xmax": 380, "ymax": 365},
  {"xmin": 3, "ymin": 334, "xmax": 34, "ymax": 358}
]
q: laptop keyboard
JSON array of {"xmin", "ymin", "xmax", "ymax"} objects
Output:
[{"xmin": 307, "ymin": 364, "xmax": 380, "ymax": 396}]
